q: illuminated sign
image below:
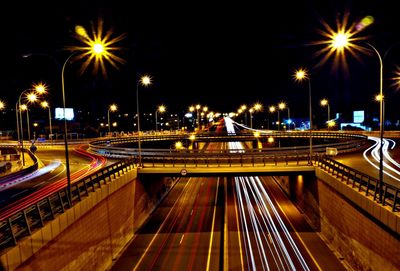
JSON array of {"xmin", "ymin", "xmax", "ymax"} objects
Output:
[
  {"xmin": 353, "ymin": 110, "xmax": 364, "ymax": 123},
  {"xmin": 55, "ymin": 108, "xmax": 75, "ymax": 120}
]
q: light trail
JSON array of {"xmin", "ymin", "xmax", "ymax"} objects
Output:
[
  {"xmin": 0, "ymin": 161, "xmax": 61, "ymax": 192},
  {"xmin": 224, "ymin": 117, "xmax": 310, "ymax": 270},
  {"xmin": 0, "ymin": 144, "xmax": 107, "ymax": 220},
  {"xmin": 363, "ymin": 137, "xmax": 400, "ymax": 182}
]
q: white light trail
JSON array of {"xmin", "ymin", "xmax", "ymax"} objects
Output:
[
  {"xmin": 363, "ymin": 137, "xmax": 400, "ymax": 182},
  {"xmin": 0, "ymin": 160, "xmax": 61, "ymax": 192},
  {"xmin": 224, "ymin": 117, "xmax": 310, "ymax": 270}
]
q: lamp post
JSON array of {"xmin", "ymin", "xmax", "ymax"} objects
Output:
[
  {"xmin": 278, "ymin": 102, "xmax": 286, "ymax": 131},
  {"xmin": 136, "ymin": 75, "xmax": 152, "ymax": 167},
  {"xmin": 17, "ymin": 90, "xmax": 39, "ymax": 166},
  {"xmin": 328, "ymin": 30, "xmax": 385, "ymax": 201},
  {"xmin": 41, "ymin": 101, "xmax": 53, "ymax": 141},
  {"xmin": 195, "ymin": 104, "xmax": 201, "ymax": 130},
  {"xmin": 240, "ymin": 105, "xmax": 247, "ymax": 126},
  {"xmin": 107, "ymin": 104, "xmax": 117, "ymax": 136},
  {"xmin": 202, "ymin": 106, "xmax": 208, "ymax": 128},
  {"xmin": 155, "ymin": 105, "xmax": 166, "ymax": 132},
  {"xmin": 249, "ymin": 108, "xmax": 254, "ymax": 128},
  {"xmin": 269, "ymin": 106, "xmax": 276, "ymax": 130},
  {"xmin": 294, "ymin": 68, "xmax": 313, "ymax": 165},
  {"xmin": 320, "ymin": 98, "xmax": 330, "ymax": 125},
  {"xmin": 252, "ymin": 103, "xmax": 262, "ymax": 129},
  {"xmin": 367, "ymin": 44, "xmax": 384, "ymax": 202}
]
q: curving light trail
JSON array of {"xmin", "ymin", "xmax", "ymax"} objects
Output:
[
  {"xmin": 0, "ymin": 161, "xmax": 61, "ymax": 192},
  {"xmin": 363, "ymin": 136, "xmax": 400, "ymax": 182},
  {"xmin": 0, "ymin": 144, "xmax": 107, "ymax": 220},
  {"xmin": 225, "ymin": 117, "xmax": 310, "ymax": 270}
]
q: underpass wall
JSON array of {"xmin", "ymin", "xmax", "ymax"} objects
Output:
[
  {"xmin": 1, "ymin": 170, "xmax": 175, "ymax": 271},
  {"xmin": 274, "ymin": 172, "xmax": 400, "ymax": 271}
]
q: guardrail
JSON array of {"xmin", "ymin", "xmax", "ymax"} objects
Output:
[
  {"xmin": 0, "ymin": 149, "xmax": 39, "ymax": 180},
  {"xmin": 89, "ymin": 131, "xmax": 368, "ymax": 147},
  {"xmin": 316, "ymin": 155, "xmax": 399, "ymax": 212},
  {"xmin": 0, "ymin": 158, "xmax": 135, "ymax": 252},
  {"xmin": 89, "ymin": 137, "xmax": 368, "ymax": 160}
]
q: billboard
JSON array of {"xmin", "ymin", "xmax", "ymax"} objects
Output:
[
  {"xmin": 353, "ymin": 110, "xmax": 364, "ymax": 123},
  {"xmin": 55, "ymin": 108, "xmax": 74, "ymax": 120}
]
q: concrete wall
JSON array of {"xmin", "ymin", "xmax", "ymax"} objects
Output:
[
  {"xmin": 275, "ymin": 170, "xmax": 400, "ymax": 271},
  {"xmin": 0, "ymin": 169, "xmax": 176, "ymax": 271}
]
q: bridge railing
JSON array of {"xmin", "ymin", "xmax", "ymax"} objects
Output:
[
  {"xmin": 89, "ymin": 131, "xmax": 368, "ymax": 147},
  {"xmin": 0, "ymin": 158, "xmax": 135, "ymax": 252},
  {"xmin": 89, "ymin": 137, "xmax": 368, "ymax": 159},
  {"xmin": 315, "ymin": 155, "xmax": 399, "ymax": 212}
]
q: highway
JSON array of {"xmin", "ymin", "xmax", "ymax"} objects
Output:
[
  {"xmin": 111, "ymin": 119, "xmax": 346, "ymax": 270},
  {"xmin": 334, "ymin": 137, "xmax": 400, "ymax": 187},
  {"xmin": 0, "ymin": 144, "xmax": 108, "ymax": 215}
]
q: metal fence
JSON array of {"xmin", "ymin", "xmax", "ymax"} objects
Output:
[
  {"xmin": 316, "ymin": 155, "xmax": 399, "ymax": 212},
  {"xmin": 0, "ymin": 158, "xmax": 135, "ymax": 252}
]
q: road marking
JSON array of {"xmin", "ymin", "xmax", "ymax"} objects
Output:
[
  {"xmin": 233, "ymin": 179, "xmax": 245, "ymax": 271},
  {"xmin": 132, "ymin": 178, "xmax": 191, "ymax": 271},
  {"xmin": 11, "ymin": 189, "xmax": 28, "ymax": 198},
  {"xmin": 269, "ymin": 176, "xmax": 323, "ymax": 271},
  {"xmin": 33, "ymin": 181, "xmax": 45, "ymax": 188},
  {"xmin": 223, "ymin": 177, "xmax": 229, "ymax": 271},
  {"xmin": 179, "ymin": 234, "xmax": 185, "ymax": 245},
  {"xmin": 206, "ymin": 177, "xmax": 220, "ymax": 271},
  {"xmin": 190, "ymin": 209, "xmax": 194, "ymax": 216}
]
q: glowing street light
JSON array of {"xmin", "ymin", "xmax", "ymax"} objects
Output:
[
  {"xmin": 320, "ymin": 98, "xmax": 330, "ymax": 125},
  {"xmin": 41, "ymin": 101, "xmax": 53, "ymax": 141},
  {"xmin": 294, "ymin": 68, "xmax": 313, "ymax": 164},
  {"xmin": 0, "ymin": 100, "xmax": 5, "ymax": 110},
  {"xmin": 196, "ymin": 104, "xmax": 201, "ymax": 130},
  {"xmin": 107, "ymin": 104, "xmax": 118, "ymax": 135},
  {"xmin": 323, "ymin": 21, "xmax": 388, "ymax": 201},
  {"xmin": 136, "ymin": 75, "xmax": 152, "ymax": 167},
  {"xmin": 249, "ymin": 108, "xmax": 254, "ymax": 128},
  {"xmin": 278, "ymin": 102, "xmax": 286, "ymax": 131},
  {"xmin": 251, "ymin": 102, "xmax": 262, "ymax": 129},
  {"xmin": 269, "ymin": 105, "xmax": 276, "ymax": 130},
  {"xmin": 61, "ymin": 20, "xmax": 125, "ymax": 202},
  {"xmin": 155, "ymin": 105, "xmax": 166, "ymax": 131}
]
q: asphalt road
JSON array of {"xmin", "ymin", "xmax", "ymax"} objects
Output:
[{"xmin": 0, "ymin": 144, "xmax": 105, "ymax": 209}]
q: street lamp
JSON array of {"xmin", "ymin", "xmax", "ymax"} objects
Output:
[
  {"xmin": 251, "ymin": 102, "xmax": 262, "ymax": 129},
  {"xmin": 240, "ymin": 105, "xmax": 247, "ymax": 125},
  {"xmin": 249, "ymin": 108, "xmax": 254, "ymax": 128},
  {"xmin": 155, "ymin": 105, "xmax": 166, "ymax": 131},
  {"xmin": 61, "ymin": 22, "xmax": 124, "ymax": 202},
  {"xmin": 195, "ymin": 104, "xmax": 201, "ymax": 130},
  {"xmin": 320, "ymin": 98, "xmax": 330, "ymax": 125},
  {"xmin": 107, "ymin": 104, "xmax": 117, "ymax": 135},
  {"xmin": 136, "ymin": 75, "xmax": 152, "ymax": 167},
  {"xmin": 269, "ymin": 105, "xmax": 276, "ymax": 130},
  {"xmin": 278, "ymin": 102, "xmax": 286, "ymax": 131},
  {"xmin": 41, "ymin": 101, "xmax": 53, "ymax": 141},
  {"xmin": 16, "ymin": 88, "xmax": 40, "ymax": 166},
  {"xmin": 202, "ymin": 106, "xmax": 208, "ymax": 128},
  {"xmin": 294, "ymin": 68, "xmax": 313, "ymax": 165},
  {"xmin": 0, "ymin": 100, "xmax": 4, "ymax": 110},
  {"xmin": 327, "ymin": 29, "xmax": 386, "ymax": 201}
]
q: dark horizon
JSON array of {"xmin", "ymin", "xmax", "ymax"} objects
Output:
[{"xmin": 2, "ymin": 1, "xmax": 400, "ymax": 127}]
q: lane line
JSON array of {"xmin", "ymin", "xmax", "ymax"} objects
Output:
[
  {"xmin": 132, "ymin": 178, "xmax": 191, "ymax": 271},
  {"xmin": 268, "ymin": 176, "xmax": 322, "ymax": 271},
  {"xmin": 233, "ymin": 179, "xmax": 245, "ymax": 271},
  {"xmin": 206, "ymin": 177, "xmax": 220, "ymax": 271}
]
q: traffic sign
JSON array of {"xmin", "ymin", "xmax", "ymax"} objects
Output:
[{"xmin": 180, "ymin": 168, "xmax": 188, "ymax": 176}]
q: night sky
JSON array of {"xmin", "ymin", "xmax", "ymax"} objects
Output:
[{"xmin": 2, "ymin": 0, "xmax": 400, "ymax": 127}]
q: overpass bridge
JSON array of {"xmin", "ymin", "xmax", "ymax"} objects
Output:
[{"xmin": 1, "ymin": 130, "xmax": 400, "ymax": 270}]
